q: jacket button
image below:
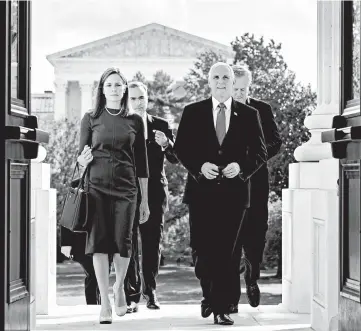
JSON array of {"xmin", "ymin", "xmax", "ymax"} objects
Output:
[{"xmin": 218, "ymin": 150, "xmax": 223, "ymax": 155}]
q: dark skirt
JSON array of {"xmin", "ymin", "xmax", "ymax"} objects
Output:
[{"xmin": 85, "ymin": 186, "xmax": 137, "ymax": 257}]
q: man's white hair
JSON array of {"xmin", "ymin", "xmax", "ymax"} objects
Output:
[
  {"xmin": 231, "ymin": 64, "xmax": 252, "ymax": 84},
  {"xmin": 208, "ymin": 62, "xmax": 235, "ymax": 82}
]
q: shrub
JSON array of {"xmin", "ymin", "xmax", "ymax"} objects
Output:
[
  {"xmin": 162, "ymin": 214, "xmax": 192, "ymax": 261},
  {"xmin": 39, "ymin": 118, "xmax": 80, "ymax": 245},
  {"xmin": 263, "ymin": 192, "xmax": 282, "ymax": 276}
]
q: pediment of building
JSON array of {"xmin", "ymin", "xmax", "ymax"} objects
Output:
[{"xmin": 47, "ymin": 23, "xmax": 234, "ymax": 64}]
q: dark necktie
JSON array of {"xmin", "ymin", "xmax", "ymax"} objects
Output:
[{"xmin": 215, "ymin": 103, "xmax": 226, "ymax": 145}]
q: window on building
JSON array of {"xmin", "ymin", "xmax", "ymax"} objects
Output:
[
  {"xmin": 10, "ymin": 0, "xmax": 30, "ymax": 114},
  {"xmin": 343, "ymin": 1, "xmax": 360, "ymax": 113},
  {"xmin": 352, "ymin": 0, "xmax": 360, "ymax": 101},
  {"xmin": 10, "ymin": 0, "xmax": 19, "ymax": 100}
]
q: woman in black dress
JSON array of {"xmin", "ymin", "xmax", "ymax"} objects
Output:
[{"xmin": 77, "ymin": 67, "xmax": 149, "ymax": 324}]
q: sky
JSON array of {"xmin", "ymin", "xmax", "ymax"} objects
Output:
[{"xmin": 31, "ymin": 0, "xmax": 318, "ymax": 93}]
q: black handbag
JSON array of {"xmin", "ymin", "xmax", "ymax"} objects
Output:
[{"xmin": 59, "ymin": 163, "xmax": 90, "ymax": 233}]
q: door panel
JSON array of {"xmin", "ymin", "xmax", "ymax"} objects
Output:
[
  {"xmin": 323, "ymin": 115, "xmax": 361, "ymax": 331},
  {"xmin": 321, "ymin": 2, "xmax": 361, "ymax": 329},
  {"xmin": 1, "ymin": 1, "xmax": 49, "ymax": 330}
]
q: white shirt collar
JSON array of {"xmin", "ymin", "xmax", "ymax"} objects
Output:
[{"xmin": 212, "ymin": 96, "xmax": 232, "ymax": 112}]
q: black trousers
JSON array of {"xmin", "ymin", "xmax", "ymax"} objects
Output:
[
  {"xmin": 242, "ymin": 207, "xmax": 269, "ymax": 282},
  {"xmin": 124, "ymin": 198, "xmax": 164, "ymax": 303},
  {"xmin": 188, "ymin": 184, "xmax": 246, "ymax": 314},
  {"xmin": 229, "ymin": 205, "xmax": 269, "ymax": 305},
  {"xmin": 72, "ymin": 253, "xmax": 100, "ymax": 305}
]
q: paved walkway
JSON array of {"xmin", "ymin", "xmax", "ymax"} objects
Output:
[
  {"xmin": 57, "ymin": 262, "xmax": 281, "ymax": 306},
  {"xmin": 36, "ymin": 304, "xmax": 311, "ymax": 331}
]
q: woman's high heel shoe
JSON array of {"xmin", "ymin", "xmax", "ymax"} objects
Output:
[
  {"xmin": 113, "ymin": 283, "xmax": 127, "ymax": 316},
  {"xmin": 99, "ymin": 306, "xmax": 112, "ymax": 324}
]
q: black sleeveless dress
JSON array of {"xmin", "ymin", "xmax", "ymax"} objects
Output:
[{"xmin": 79, "ymin": 109, "xmax": 148, "ymax": 257}]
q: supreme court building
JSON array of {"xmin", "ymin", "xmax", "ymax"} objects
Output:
[{"xmin": 43, "ymin": 22, "xmax": 234, "ymax": 121}]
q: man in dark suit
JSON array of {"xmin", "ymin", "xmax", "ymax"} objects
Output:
[
  {"xmin": 60, "ymin": 228, "xmax": 101, "ymax": 304},
  {"xmin": 124, "ymin": 81, "xmax": 178, "ymax": 313},
  {"xmin": 229, "ymin": 65, "xmax": 282, "ymax": 310},
  {"xmin": 174, "ymin": 62, "xmax": 268, "ymax": 326}
]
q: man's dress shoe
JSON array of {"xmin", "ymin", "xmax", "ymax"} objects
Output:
[
  {"xmin": 144, "ymin": 291, "xmax": 160, "ymax": 309},
  {"xmin": 228, "ymin": 304, "xmax": 239, "ymax": 314},
  {"xmin": 246, "ymin": 281, "xmax": 261, "ymax": 307},
  {"xmin": 126, "ymin": 302, "xmax": 139, "ymax": 313},
  {"xmin": 201, "ymin": 302, "xmax": 212, "ymax": 318},
  {"xmin": 213, "ymin": 313, "xmax": 234, "ymax": 325}
]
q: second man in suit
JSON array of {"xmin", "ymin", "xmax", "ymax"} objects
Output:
[
  {"xmin": 124, "ymin": 81, "xmax": 179, "ymax": 313},
  {"xmin": 230, "ymin": 65, "xmax": 282, "ymax": 309}
]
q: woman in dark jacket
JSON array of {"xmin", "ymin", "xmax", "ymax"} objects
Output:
[{"xmin": 77, "ymin": 67, "xmax": 149, "ymax": 324}]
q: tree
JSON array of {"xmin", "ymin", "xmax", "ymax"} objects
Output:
[
  {"xmin": 262, "ymin": 192, "xmax": 282, "ymax": 277},
  {"xmin": 231, "ymin": 33, "xmax": 316, "ymax": 195},
  {"xmin": 148, "ymin": 70, "xmax": 174, "ymax": 97},
  {"xmin": 183, "ymin": 51, "xmax": 227, "ymax": 101},
  {"xmin": 232, "ymin": 33, "xmax": 288, "ymax": 74},
  {"xmin": 131, "ymin": 71, "xmax": 147, "ymax": 84},
  {"xmin": 39, "ymin": 118, "xmax": 81, "ymax": 262},
  {"xmin": 40, "ymin": 118, "xmax": 80, "ymax": 224}
]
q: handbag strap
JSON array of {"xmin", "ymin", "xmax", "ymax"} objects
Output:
[
  {"xmin": 74, "ymin": 164, "xmax": 89, "ymax": 197},
  {"xmin": 70, "ymin": 162, "xmax": 80, "ymax": 182}
]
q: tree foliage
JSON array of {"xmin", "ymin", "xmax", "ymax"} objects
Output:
[
  {"xmin": 263, "ymin": 192, "xmax": 282, "ymax": 277},
  {"xmin": 131, "ymin": 71, "xmax": 147, "ymax": 84},
  {"xmin": 183, "ymin": 51, "xmax": 227, "ymax": 101},
  {"xmin": 231, "ymin": 34, "xmax": 316, "ymax": 194},
  {"xmin": 40, "ymin": 118, "xmax": 80, "ymax": 223}
]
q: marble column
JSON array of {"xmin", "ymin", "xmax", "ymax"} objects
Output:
[
  {"xmin": 293, "ymin": 1, "xmax": 340, "ymax": 162},
  {"xmin": 79, "ymin": 80, "xmax": 94, "ymax": 119},
  {"xmin": 54, "ymin": 78, "xmax": 68, "ymax": 121},
  {"xmin": 31, "ymin": 157, "xmax": 57, "ymax": 316},
  {"xmin": 282, "ymin": 2, "xmax": 340, "ymax": 331}
]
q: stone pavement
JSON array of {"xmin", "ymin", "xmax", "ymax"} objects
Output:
[
  {"xmin": 36, "ymin": 304, "xmax": 311, "ymax": 331},
  {"xmin": 56, "ymin": 262, "xmax": 282, "ymax": 306}
]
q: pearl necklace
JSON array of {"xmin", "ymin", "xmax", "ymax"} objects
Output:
[{"xmin": 105, "ymin": 106, "xmax": 122, "ymax": 116}]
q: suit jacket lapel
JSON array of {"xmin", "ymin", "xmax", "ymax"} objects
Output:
[
  {"xmin": 204, "ymin": 98, "xmax": 220, "ymax": 148},
  {"xmin": 146, "ymin": 113, "xmax": 154, "ymax": 144}
]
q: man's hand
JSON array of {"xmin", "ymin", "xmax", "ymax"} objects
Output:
[
  {"xmin": 139, "ymin": 200, "xmax": 150, "ymax": 224},
  {"xmin": 222, "ymin": 162, "xmax": 240, "ymax": 178},
  {"xmin": 61, "ymin": 246, "xmax": 72, "ymax": 259},
  {"xmin": 153, "ymin": 130, "xmax": 169, "ymax": 148},
  {"xmin": 201, "ymin": 162, "xmax": 219, "ymax": 180}
]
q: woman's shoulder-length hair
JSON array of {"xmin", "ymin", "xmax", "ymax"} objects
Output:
[{"xmin": 90, "ymin": 67, "xmax": 130, "ymax": 119}]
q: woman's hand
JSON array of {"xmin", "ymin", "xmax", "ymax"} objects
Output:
[
  {"xmin": 77, "ymin": 145, "xmax": 93, "ymax": 167},
  {"xmin": 139, "ymin": 199, "xmax": 150, "ymax": 224}
]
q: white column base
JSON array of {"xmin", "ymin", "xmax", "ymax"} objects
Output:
[
  {"xmin": 282, "ymin": 188, "xmax": 313, "ymax": 313},
  {"xmin": 310, "ymin": 160, "xmax": 339, "ymax": 331},
  {"xmin": 283, "ymin": 159, "xmax": 340, "ymax": 329},
  {"xmin": 30, "ymin": 215, "xmax": 36, "ymax": 330},
  {"xmin": 34, "ymin": 188, "xmax": 57, "ymax": 315},
  {"xmin": 288, "ymin": 162, "xmax": 320, "ymax": 189}
]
